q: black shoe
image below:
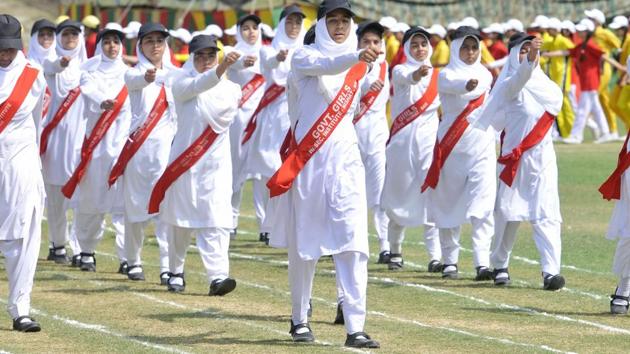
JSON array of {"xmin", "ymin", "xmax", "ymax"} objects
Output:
[
  {"xmin": 345, "ymin": 332, "xmax": 380, "ymax": 348},
  {"xmin": 167, "ymin": 273, "xmax": 185, "ymax": 293},
  {"xmin": 160, "ymin": 272, "xmax": 171, "ymax": 286},
  {"xmin": 209, "ymin": 278, "xmax": 237, "ymax": 296},
  {"xmin": 71, "ymin": 254, "xmax": 81, "ymax": 267},
  {"xmin": 259, "ymin": 232, "xmax": 269, "ymax": 243},
  {"xmin": 47, "ymin": 248, "xmax": 54, "ymax": 261},
  {"xmin": 79, "ymin": 253, "xmax": 96, "ymax": 272},
  {"xmin": 12, "ymin": 316, "xmax": 41, "ymax": 332},
  {"xmin": 50, "ymin": 246, "xmax": 69, "ymax": 264},
  {"xmin": 117, "ymin": 261, "xmax": 128, "ymax": 275},
  {"xmin": 543, "ymin": 274, "xmax": 565, "ymax": 291},
  {"xmin": 492, "ymin": 268, "xmax": 511, "ymax": 286},
  {"xmin": 230, "ymin": 228, "xmax": 238, "ymax": 240},
  {"xmin": 388, "ymin": 253, "xmax": 403, "ymax": 270},
  {"xmin": 610, "ymin": 291, "xmax": 630, "ymax": 315},
  {"xmin": 333, "ymin": 302, "xmax": 344, "ymax": 325},
  {"xmin": 127, "ymin": 265, "xmax": 145, "ymax": 281},
  {"xmin": 377, "ymin": 251, "xmax": 391, "ymax": 264},
  {"xmin": 442, "ymin": 264, "xmax": 458, "ymax": 279},
  {"xmin": 307, "ymin": 299, "xmax": 312, "ymax": 318},
  {"xmin": 289, "ymin": 321, "xmax": 314, "ymax": 342},
  {"xmin": 474, "ymin": 266, "xmax": 493, "ymax": 281},
  {"xmin": 427, "ymin": 260, "xmax": 443, "ymax": 273}
]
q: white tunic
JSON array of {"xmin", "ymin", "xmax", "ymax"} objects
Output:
[
  {"xmin": 41, "ymin": 57, "xmax": 86, "ymax": 186},
  {"xmin": 268, "ymin": 46, "xmax": 369, "ymax": 260},
  {"xmin": 123, "ymin": 65, "xmax": 178, "ymax": 222},
  {"xmin": 382, "ymin": 64, "xmax": 440, "ymax": 226},
  {"xmin": 0, "ymin": 56, "xmax": 46, "ymax": 241},
  {"xmin": 161, "ymin": 67, "xmax": 241, "ymax": 229},
  {"xmin": 354, "ymin": 60, "xmax": 390, "ymax": 208},
  {"xmin": 607, "ymin": 142, "xmax": 630, "ymax": 239},
  {"xmin": 76, "ymin": 65, "xmax": 131, "ymax": 214}
]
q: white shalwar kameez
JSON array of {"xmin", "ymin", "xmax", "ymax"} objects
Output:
[
  {"xmin": 73, "ymin": 41, "xmax": 132, "ymax": 263},
  {"xmin": 477, "ymin": 42, "xmax": 563, "ymax": 277},
  {"xmin": 41, "ymin": 31, "xmax": 87, "ymax": 257},
  {"xmin": 122, "ymin": 42, "xmax": 177, "ymax": 274},
  {"xmin": 162, "ymin": 54, "xmax": 241, "ymax": 284},
  {"xmin": 381, "ymin": 34, "xmax": 441, "ymax": 261},
  {"xmin": 426, "ymin": 35, "xmax": 496, "ymax": 270},
  {"xmin": 226, "ymin": 28, "xmax": 264, "ymax": 231},
  {"xmin": 241, "ymin": 18, "xmax": 304, "ymax": 230},
  {"xmin": 267, "ymin": 18, "xmax": 370, "ymax": 335},
  {"xmin": 0, "ymin": 52, "xmax": 46, "ymax": 320}
]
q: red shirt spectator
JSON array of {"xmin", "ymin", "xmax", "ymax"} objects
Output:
[
  {"xmin": 85, "ymin": 31, "xmax": 98, "ymax": 58},
  {"xmin": 488, "ymin": 39, "xmax": 508, "ymax": 60},
  {"xmin": 569, "ymin": 38, "xmax": 604, "ymax": 91}
]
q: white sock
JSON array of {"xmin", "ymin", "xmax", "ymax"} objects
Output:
[{"xmin": 616, "ymin": 277, "xmax": 630, "ymax": 297}]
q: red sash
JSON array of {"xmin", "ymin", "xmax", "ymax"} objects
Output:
[
  {"xmin": 42, "ymin": 87, "xmax": 51, "ymax": 118},
  {"xmin": 353, "ymin": 61, "xmax": 387, "ymax": 125},
  {"xmin": 40, "ymin": 87, "xmax": 81, "ymax": 155},
  {"xmin": 497, "ymin": 111, "xmax": 555, "ymax": 187},
  {"xmin": 108, "ymin": 85, "xmax": 168, "ymax": 187},
  {"xmin": 421, "ymin": 94, "xmax": 486, "ymax": 192},
  {"xmin": 279, "ymin": 128, "xmax": 296, "ymax": 163},
  {"xmin": 238, "ymin": 73, "xmax": 265, "ymax": 108},
  {"xmin": 61, "ymin": 86, "xmax": 129, "ymax": 198},
  {"xmin": 148, "ymin": 126, "xmax": 219, "ymax": 213},
  {"xmin": 241, "ymin": 83, "xmax": 286, "ymax": 145},
  {"xmin": 0, "ymin": 65, "xmax": 39, "ymax": 135},
  {"xmin": 599, "ymin": 131, "xmax": 630, "ymax": 200},
  {"xmin": 266, "ymin": 62, "xmax": 368, "ymax": 197},
  {"xmin": 386, "ymin": 69, "xmax": 439, "ymax": 144}
]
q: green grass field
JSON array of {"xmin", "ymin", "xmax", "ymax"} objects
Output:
[{"xmin": 1, "ymin": 141, "xmax": 629, "ymax": 353}]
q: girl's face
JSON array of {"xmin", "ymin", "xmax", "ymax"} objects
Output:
[
  {"xmin": 284, "ymin": 14, "xmax": 303, "ymax": 39},
  {"xmin": 409, "ymin": 34, "xmax": 429, "ymax": 61},
  {"xmin": 193, "ymin": 48, "xmax": 218, "ymax": 73},
  {"xmin": 37, "ymin": 28, "xmax": 54, "ymax": 49},
  {"xmin": 459, "ymin": 36, "xmax": 479, "ymax": 65},
  {"xmin": 0, "ymin": 48, "xmax": 18, "ymax": 68},
  {"xmin": 101, "ymin": 34, "xmax": 121, "ymax": 60},
  {"xmin": 326, "ymin": 9, "xmax": 352, "ymax": 44},
  {"xmin": 61, "ymin": 28, "xmax": 80, "ymax": 50},
  {"xmin": 518, "ymin": 41, "xmax": 531, "ymax": 63},
  {"xmin": 240, "ymin": 20, "xmax": 260, "ymax": 45},
  {"xmin": 359, "ymin": 31, "xmax": 382, "ymax": 50},
  {"xmin": 140, "ymin": 32, "xmax": 166, "ymax": 66}
]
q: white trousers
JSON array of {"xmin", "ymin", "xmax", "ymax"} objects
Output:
[
  {"xmin": 1, "ymin": 212, "xmax": 41, "ymax": 318},
  {"xmin": 253, "ymin": 179, "xmax": 269, "ymax": 230},
  {"xmin": 125, "ymin": 218, "xmax": 170, "ymax": 272},
  {"xmin": 439, "ymin": 216, "xmax": 493, "ymax": 267},
  {"xmin": 612, "ymin": 238, "xmax": 630, "ymax": 278},
  {"xmin": 490, "ymin": 213, "xmax": 562, "ymax": 275},
  {"xmin": 75, "ymin": 212, "xmax": 126, "ymax": 261},
  {"xmin": 44, "ymin": 183, "xmax": 73, "ymax": 249},
  {"xmin": 112, "ymin": 213, "xmax": 126, "ymax": 262},
  {"xmin": 168, "ymin": 226, "xmax": 230, "ymax": 284},
  {"xmin": 387, "ymin": 219, "xmax": 441, "ymax": 260},
  {"xmin": 288, "ymin": 235, "xmax": 367, "ymax": 334},
  {"xmin": 231, "ymin": 187, "xmax": 243, "ymax": 230},
  {"xmin": 373, "ymin": 207, "xmax": 390, "ymax": 252},
  {"xmin": 569, "ymin": 90, "xmax": 609, "ymax": 140}
]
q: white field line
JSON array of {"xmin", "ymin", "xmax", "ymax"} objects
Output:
[
  {"xmin": 237, "ymin": 213, "xmax": 610, "ymax": 276},
  {"xmin": 0, "ymin": 350, "xmax": 12, "ymax": 354},
  {"xmin": 0, "ymin": 298, "xmax": 189, "ymax": 354},
  {"xmin": 228, "ymin": 252, "xmax": 630, "ymax": 336}
]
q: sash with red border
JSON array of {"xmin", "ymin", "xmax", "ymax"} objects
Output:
[
  {"xmin": 353, "ymin": 61, "xmax": 387, "ymax": 125},
  {"xmin": 238, "ymin": 73, "xmax": 265, "ymax": 108},
  {"xmin": 241, "ymin": 83, "xmax": 285, "ymax": 145},
  {"xmin": 40, "ymin": 86, "xmax": 81, "ymax": 155},
  {"xmin": 42, "ymin": 87, "xmax": 51, "ymax": 118},
  {"xmin": 599, "ymin": 131, "xmax": 630, "ymax": 200},
  {"xmin": 0, "ymin": 65, "xmax": 39, "ymax": 135}
]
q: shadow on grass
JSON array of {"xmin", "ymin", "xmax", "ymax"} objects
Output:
[
  {"xmin": 130, "ymin": 330, "xmax": 298, "ymax": 347},
  {"xmin": 45, "ymin": 285, "xmax": 131, "ymax": 295},
  {"xmin": 461, "ymin": 306, "xmax": 617, "ymax": 317}
]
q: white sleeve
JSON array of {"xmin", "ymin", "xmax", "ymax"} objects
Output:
[
  {"xmin": 172, "ymin": 69, "xmax": 221, "ymax": 102},
  {"xmin": 291, "ymin": 48, "xmax": 360, "ymax": 77}
]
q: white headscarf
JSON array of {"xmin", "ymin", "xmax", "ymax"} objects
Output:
[
  {"xmin": 55, "ymin": 27, "xmax": 87, "ymax": 64},
  {"xmin": 27, "ymin": 30, "xmax": 56, "ymax": 66},
  {"xmin": 481, "ymin": 40, "xmax": 562, "ymax": 130},
  {"xmin": 53, "ymin": 27, "xmax": 87, "ymax": 96},
  {"xmin": 81, "ymin": 34, "xmax": 127, "ymax": 78},
  {"xmin": 314, "ymin": 16, "xmax": 359, "ymax": 101},
  {"xmin": 136, "ymin": 35, "xmax": 177, "ymax": 71},
  {"xmin": 234, "ymin": 21, "xmax": 262, "ymax": 73},
  {"xmin": 179, "ymin": 52, "xmax": 240, "ymax": 134},
  {"xmin": 402, "ymin": 31, "xmax": 432, "ymax": 68},
  {"xmin": 441, "ymin": 35, "xmax": 492, "ymax": 100},
  {"xmin": 269, "ymin": 17, "xmax": 305, "ymax": 85}
]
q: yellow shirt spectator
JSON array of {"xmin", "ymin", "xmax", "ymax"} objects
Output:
[
  {"xmin": 431, "ymin": 39, "xmax": 450, "ymax": 67},
  {"xmin": 385, "ymin": 33, "xmax": 400, "ymax": 65}
]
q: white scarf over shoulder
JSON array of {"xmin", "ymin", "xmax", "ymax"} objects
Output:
[
  {"xmin": 27, "ymin": 31, "xmax": 56, "ymax": 66},
  {"xmin": 441, "ymin": 35, "xmax": 492, "ymax": 100},
  {"xmin": 269, "ymin": 17, "xmax": 305, "ymax": 85},
  {"xmin": 234, "ymin": 23, "xmax": 263, "ymax": 74}
]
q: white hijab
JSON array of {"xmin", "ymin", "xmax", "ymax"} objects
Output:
[
  {"xmin": 234, "ymin": 22, "xmax": 262, "ymax": 73},
  {"xmin": 54, "ymin": 27, "xmax": 87, "ymax": 95},
  {"xmin": 314, "ymin": 16, "xmax": 359, "ymax": 102},
  {"xmin": 0, "ymin": 51, "xmax": 29, "ymax": 100},
  {"xmin": 441, "ymin": 35, "xmax": 492, "ymax": 100},
  {"xmin": 55, "ymin": 27, "xmax": 87, "ymax": 64},
  {"xmin": 136, "ymin": 36, "xmax": 177, "ymax": 71},
  {"xmin": 402, "ymin": 32, "xmax": 432, "ymax": 68},
  {"xmin": 481, "ymin": 40, "xmax": 562, "ymax": 130},
  {"xmin": 27, "ymin": 31, "xmax": 56, "ymax": 66},
  {"xmin": 180, "ymin": 52, "xmax": 239, "ymax": 134},
  {"xmin": 269, "ymin": 17, "xmax": 305, "ymax": 85},
  {"xmin": 81, "ymin": 35, "xmax": 127, "ymax": 78}
]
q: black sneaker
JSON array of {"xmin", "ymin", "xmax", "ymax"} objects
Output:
[
  {"xmin": 127, "ymin": 265, "xmax": 145, "ymax": 281},
  {"xmin": 543, "ymin": 274, "xmax": 565, "ymax": 291},
  {"xmin": 333, "ymin": 302, "xmax": 344, "ymax": 325},
  {"xmin": 259, "ymin": 232, "xmax": 269, "ymax": 243},
  {"xmin": 159, "ymin": 272, "xmax": 171, "ymax": 286},
  {"xmin": 377, "ymin": 251, "xmax": 391, "ymax": 264},
  {"xmin": 167, "ymin": 273, "xmax": 185, "ymax": 293},
  {"xmin": 610, "ymin": 291, "xmax": 630, "ymax": 315},
  {"xmin": 70, "ymin": 254, "xmax": 81, "ymax": 267},
  {"xmin": 209, "ymin": 278, "xmax": 237, "ymax": 296},
  {"xmin": 307, "ymin": 299, "xmax": 312, "ymax": 318},
  {"xmin": 442, "ymin": 264, "xmax": 458, "ymax": 279},
  {"xmin": 46, "ymin": 248, "xmax": 54, "ymax": 261},
  {"xmin": 427, "ymin": 260, "xmax": 443, "ymax": 273},
  {"xmin": 50, "ymin": 246, "xmax": 69, "ymax": 264},
  {"xmin": 474, "ymin": 266, "xmax": 493, "ymax": 281},
  {"xmin": 345, "ymin": 332, "xmax": 380, "ymax": 348},
  {"xmin": 388, "ymin": 253, "xmax": 403, "ymax": 270},
  {"xmin": 230, "ymin": 228, "xmax": 237, "ymax": 240},
  {"xmin": 492, "ymin": 268, "xmax": 511, "ymax": 286},
  {"xmin": 79, "ymin": 252, "xmax": 96, "ymax": 272},
  {"xmin": 12, "ymin": 316, "xmax": 41, "ymax": 333},
  {"xmin": 289, "ymin": 321, "xmax": 314, "ymax": 342},
  {"xmin": 117, "ymin": 261, "xmax": 128, "ymax": 275}
]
